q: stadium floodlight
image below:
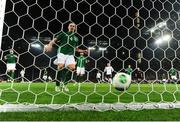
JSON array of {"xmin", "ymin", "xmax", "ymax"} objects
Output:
[
  {"xmin": 99, "ymin": 47, "xmax": 106, "ymax": 51},
  {"xmin": 158, "ymin": 22, "xmax": 166, "ymax": 28},
  {"xmin": 149, "ymin": 21, "xmax": 167, "ymax": 33},
  {"xmin": 162, "ymin": 34, "xmax": 171, "ymax": 41},
  {"xmin": 88, "ymin": 47, "xmax": 95, "ymax": 50},
  {"xmin": 31, "ymin": 43, "xmax": 42, "ymax": 49},
  {"xmin": 155, "ymin": 34, "xmax": 171, "ymax": 45},
  {"xmin": 155, "ymin": 38, "xmax": 163, "ymax": 44},
  {"xmin": 150, "ymin": 28, "xmax": 155, "ymax": 33},
  {"xmin": 0, "ymin": 0, "xmax": 6, "ymax": 51}
]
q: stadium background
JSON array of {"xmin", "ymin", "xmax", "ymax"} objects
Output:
[
  {"xmin": 1, "ymin": 0, "xmax": 180, "ymax": 120},
  {"xmin": 0, "ymin": 0, "xmax": 180, "ymax": 82}
]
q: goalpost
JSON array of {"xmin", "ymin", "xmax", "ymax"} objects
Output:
[
  {"xmin": 1, "ymin": 0, "xmax": 180, "ymax": 112},
  {"xmin": 0, "ymin": 0, "xmax": 6, "ymax": 50}
]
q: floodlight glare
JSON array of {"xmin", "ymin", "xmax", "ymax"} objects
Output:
[
  {"xmin": 149, "ymin": 21, "xmax": 167, "ymax": 33},
  {"xmin": 155, "ymin": 34, "xmax": 171, "ymax": 45},
  {"xmin": 155, "ymin": 38, "xmax": 163, "ymax": 44},
  {"xmin": 31, "ymin": 43, "xmax": 41, "ymax": 49},
  {"xmin": 99, "ymin": 47, "xmax": 106, "ymax": 51},
  {"xmin": 158, "ymin": 22, "xmax": 166, "ymax": 28},
  {"xmin": 150, "ymin": 29, "xmax": 155, "ymax": 33},
  {"xmin": 88, "ymin": 47, "xmax": 95, "ymax": 50},
  {"xmin": 162, "ymin": 34, "xmax": 171, "ymax": 41}
]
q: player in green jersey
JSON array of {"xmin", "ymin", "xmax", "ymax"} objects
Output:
[
  {"xmin": 161, "ymin": 73, "xmax": 167, "ymax": 83},
  {"xmin": 4, "ymin": 49, "xmax": 18, "ymax": 82},
  {"xmin": 169, "ymin": 67, "xmax": 177, "ymax": 81},
  {"xmin": 75, "ymin": 52, "xmax": 88, "ymax": 83},
  {"xmin": 45, "ymin": 22, "xmax": 87, "ymax": 92},
  {"xmin": 125, "ymin": 65, "xmax": 133, "ymax": 76}
]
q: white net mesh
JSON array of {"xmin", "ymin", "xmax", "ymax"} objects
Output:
[{"xmin": 1, "ymin": 0, "xmax": 180, "ymax": 111}]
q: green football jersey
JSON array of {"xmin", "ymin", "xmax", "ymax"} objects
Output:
[
  {"xmin": 169, "ymin": 68, "xmax": 177, "ymax": 76},
  {"xmin": 125, "ymin": 68, "xmax": 133, "ymax": 75},
  {"xmin": 76, "ymin": 56, "xmax": 86, "ymax": 68},
  {"xmin": 6, "ymin": 54, "xmax": 16, "ymax": 63},
  {"xmin": 55, "ymin": 32, "xmax": 79, "ymax": 55}
]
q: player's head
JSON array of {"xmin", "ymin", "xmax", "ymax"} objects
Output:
[
  {"xmin": 9, "ymin": 49, "xmax": 13, "ymax": 54},
  {"xmin": 128, "ymin": 65, "xmax": 131, "ymax": 68},
  {"xmin": 107, "ymin": 63, "xmax": 110, "ymax": 66},
  {"xmin": 80, "ymin": 52, "xmax": 84, "ymax": 56},
  {"xmin": 68, "ymin": 22, "xmax": 76, "ymax": 32}
]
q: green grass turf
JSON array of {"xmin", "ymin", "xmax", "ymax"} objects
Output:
[
  {"xmin": 0, "ymin": 82, "xmax": 180, "ymax": 104},
  {"xmin": 1, "ymin": 82, "xmax": 180, "ymax": 121},
  {"xmin": 1, "ymin": 109, "xmax": 180, "ymax": 121}
]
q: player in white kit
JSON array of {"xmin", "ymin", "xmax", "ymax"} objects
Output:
[{"xmin": 104, "ymin": 63, "xmax": 114, "ymax": 84}]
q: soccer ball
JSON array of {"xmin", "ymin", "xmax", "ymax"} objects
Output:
[{"xmin": 112, "ymin": 72, "xmax": 131, "ymax": 91}]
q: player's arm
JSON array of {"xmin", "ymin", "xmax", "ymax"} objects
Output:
[
  {"xmin": 76, "ymin": 48, "xmax": 88, "ymax": 54},
  {"xmin": 45, "ymin": 38, "xmax": 58, "ymax": 52},
  {"xmin": 84, "ymin": 57, "xmax": 89, "ymax": 63},
  {"xmin": 110, "ymin": 67, "xmax": 114, "ymax": 73},
  {"xmin": 125, "ymin": 68, "xmax": 127, "ymax": 72},
  {"xmin": 14, "ymin": 54, "xmax": 18, "ymax": 59},
  {"xmin": 4, "ymin": 55, "xmax": 7, "ymax": 60},
  {"xmin": 75, "ymin": 59, "xmax": 77, "ymax": 65},
  {"xmin": 104, "ymin": 67, "xmax": 107, "ymax": 72},
  {"xmin": 135, "ymin": 71, "xmax": 137, "ymax": 77},
  {"xmin": 141, "ymin": 72, "xmax": 143, "ymax": 78},
  {"xmin": 86, "ymin": 59, "xmax": 89, "ymax": 63}
]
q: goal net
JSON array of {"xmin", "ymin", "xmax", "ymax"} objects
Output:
[{"xmin": 1, "ymin": 0, "xmax": 180, "ymax": 112}]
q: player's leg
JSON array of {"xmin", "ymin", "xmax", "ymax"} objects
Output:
[
  {"xmin": 48, "ymin": 76, "xmax": 52, "ymax": 81},
  {"xmin": 104, "ymin": 75, "xmax": 108, "ymax": 82},
  {"xmin": 10, "ymin": 70, "xmax": 15, "ymax": 81},
  {"xmin": 79, "ymin": 67, "xmax": 85, "ymax": 82},
  {"xmin": 6, "ymin": 64, "xmax": 16, "ymax": 82},
  {"xmin": 21, "ymin": 76, "xmax": 24, "ymax": 82},
  {"xmin": 56, "ymin": 64, "xmax": 65, "ymax": 91},
  {"xmin": 61, "ymin": 64, "xmax": 74, "ymax": 92},
  {"xmin": 76, "ymin": 67, "xmax": 81, "ymax": 82},
  {"xmin": 6, "ymin": 64, "xmax": 11, "ymax": 81},
  {"xmin": 55, "ymin": 53, "xmax": 66, "ymax": 91},
  {"xmin": 66, "ymin": 64, "xmax": 75, "ymax": 82},
  {"xmin": 172, "ymin": 76, "xmax": 177, "ymax": 83},
  {"xmin": 6, "ymin": 69, "xmax": 10, "ymax": 82},
  {"xmin": 109, "ymin": 75, "xmax": 112, "ymax": 84},
  {"xmin": 97, "ymin": 78, "xmax": 100, "ymax": 83},
  {"xmin": 11, "ymin": 64, "xmax": 16, "ymax": 81},
  {"xmin": 107, "ymin": 75, "xmax": 111, "ymax": 83},
  {"xmin": 63, "ymin": 55, "xmax": 76, "ymax": 91}
]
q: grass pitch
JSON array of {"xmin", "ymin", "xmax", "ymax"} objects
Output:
[
  {"xmin": 0, "ymin": 82, "xmax": 180, "ymax": 104},
  {"xmin": 1, "ymin": 82, "xmax": 180, "ymax": 121},
  {"xmin": 1, "ymin": 109, "xmax": 180, "ymax": 121}
]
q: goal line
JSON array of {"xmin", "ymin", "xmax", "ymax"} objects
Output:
[{"xmin": 0, "ymin": 102, "xmax": 180, "ymax": 112}]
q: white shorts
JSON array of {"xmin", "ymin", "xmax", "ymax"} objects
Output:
[
  {"xmin": 171, "ymin": 76, "xmax": 177, "ymax": 80},
  {"xmin": 76, "ymin": 67, "xmax": 85, "ymax": 75},
  {"xmin": 53, "ymin": 53, "xmax": 76, "ymax": 67},
  {"xmin": 6, "ymin": 63, "xmax": 16, "ymax": 70}
]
